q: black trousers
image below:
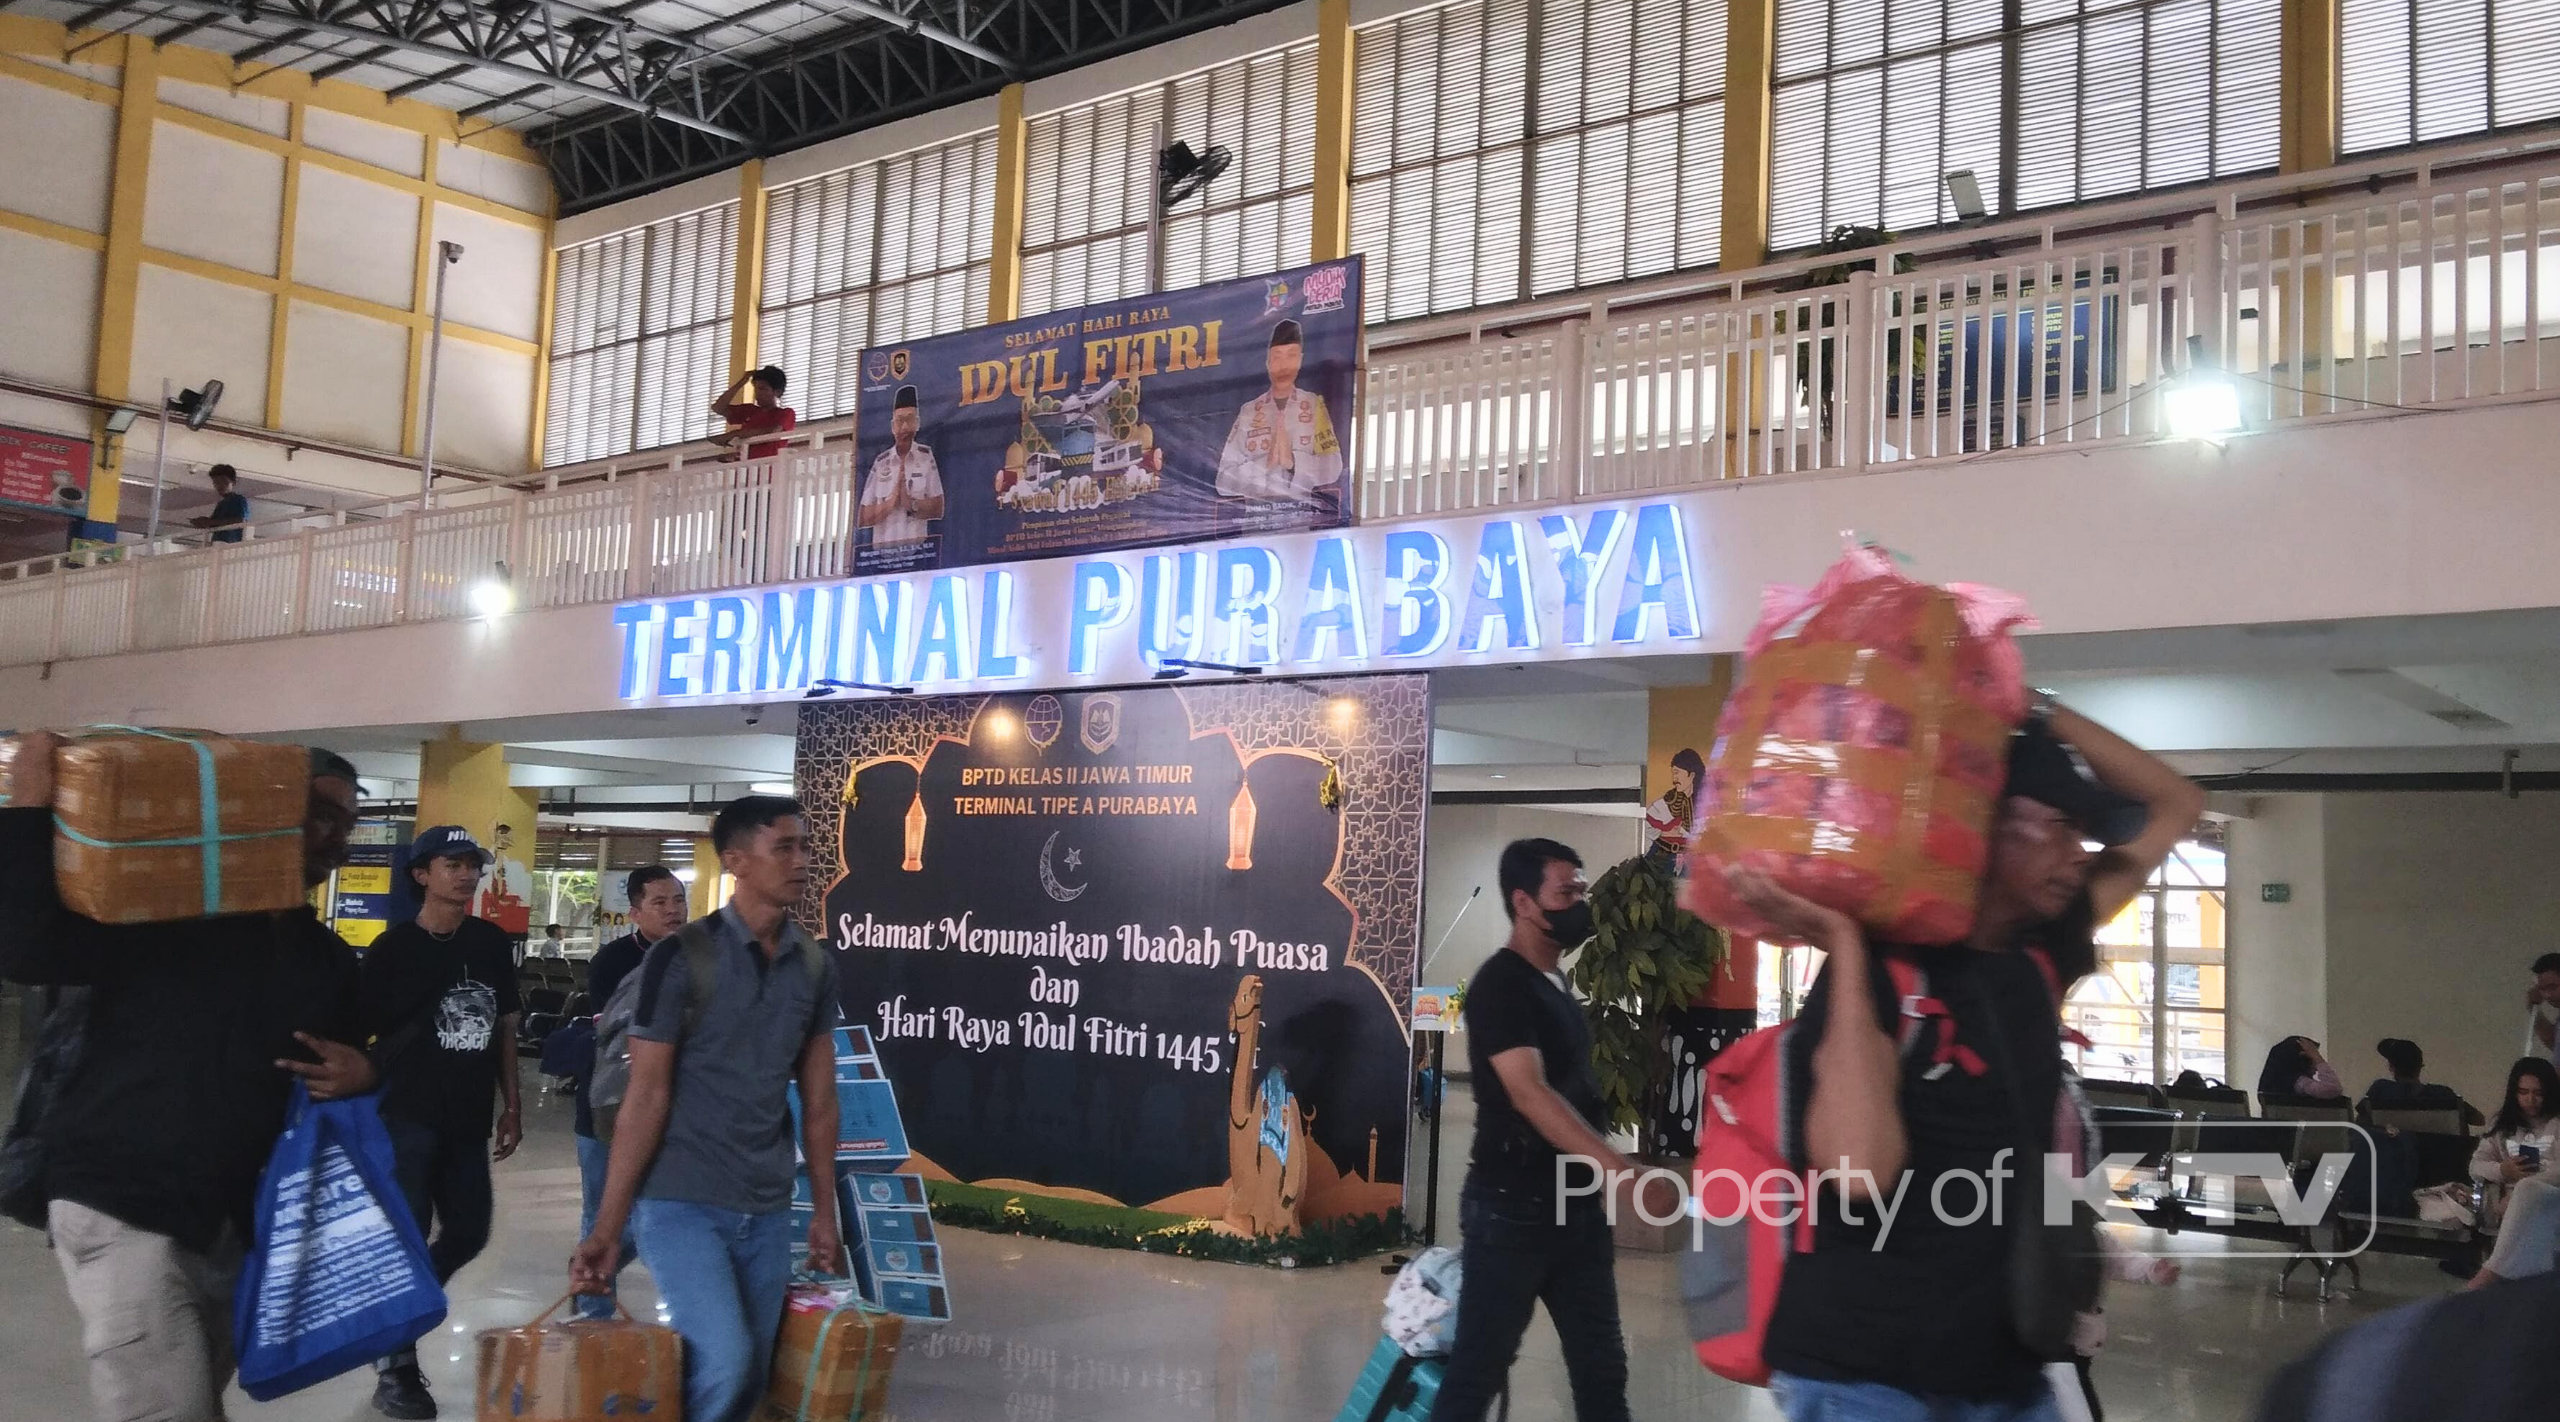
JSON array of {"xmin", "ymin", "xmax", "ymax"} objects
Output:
[
  {"xmin": 380, "ymin": 1115, "xmax": 494, "ymax": 1371},
  {"xmin": 1427, "ymin": 1187, "xmax": 1629, "ymax": 1422}
]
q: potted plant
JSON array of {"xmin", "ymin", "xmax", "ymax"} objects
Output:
[{"xmin": 1569, "ymin": 851, "xmax": 1725, "ymax": 1245}]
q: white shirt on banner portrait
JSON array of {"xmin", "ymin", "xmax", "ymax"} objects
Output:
[
  {"xmin": 863, "ymin": 443, "xmax": 943, "ymax": 547},
  {"xmin": 1217, "ymin": 390, "xmax": 1342, "ymax": 500}
]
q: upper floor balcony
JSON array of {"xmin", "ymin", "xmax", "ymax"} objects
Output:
[{"xmin": 12, "ymin": 129, "xmax": 2560, "ymax": 703}]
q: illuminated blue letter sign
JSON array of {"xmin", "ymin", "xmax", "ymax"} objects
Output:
[
  {"xmin": 1213, "ymin": 547, "xmax": 1282, "ymax": 666},
  {"xmin": 1538, "ymin": 509, "xmax": 1625, "ymax": 647},
  {"xmin": 1381, "ymin": 531, "xmax": 1453, "ymax": 658},
  {"xmin": 978, "ymin": 570, "xmax": 1024, "ymax": 679},
  {"xmin": 1139, "ymin": 551, "xmax": 1210, "ymax": 669},
  {"xmin": 911, "ymin": 575, "xmax": 972, "ymax": 684},
  {"xmin": 613, "ymin": 604, "xmax": 660, "ymax": 699},
  {"xmin": 1612, "ymin": 503, "xmax": 1701, "ymax": 644},
  {"xmin": 1068, "ymin": 562, "xmax": 1132, "ymax": 674},
  {"xmin": 754, "ymin": 588, "xmax": 818, "ymax": 692},
  {"xmin": 658, "ymin": 598, "xmax": 706, "ymax": 697},
  {"xmin": 702, "ymin": 595, "xmax": 755, "ymax": 694},
  {"xmin": 849, "ymin": 581, "xmax": 911, "ymax": 685},
  {"xmin": 1292, "ymin": 536, "xmax": 1367, "ymax": 663},
  {"xmin": 1458, "ymin": 520, "xmax": 1541, "ymax": 653}
]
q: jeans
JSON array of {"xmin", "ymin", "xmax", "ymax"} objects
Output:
[
  {"xmin": 1771, "ymin": 1374, "xmax": 2066, "ymax": 1422},
  {"xmin": 1427, "ymin": 1188, "xmax": 1628, "ymax": 1422},
  {"xmin": 573, "ymin": 1132, "xmax": 639, "ymax": 1321},
  {"xmin": 633, "ymin": 1197, "xmax": 797, "ymax": 1422},
  {"xmin": 380, "ymin": 1115, "xmax": 495, "ymax": 1372}
]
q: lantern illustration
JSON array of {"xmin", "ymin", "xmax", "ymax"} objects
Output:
[
  {"xmin": 1226, "ymin": 779, "xmax": 1257, "ymax": 871},
  {"xmin": 902, "ymin": 785, "xmax": 927, "ymax": 872}
]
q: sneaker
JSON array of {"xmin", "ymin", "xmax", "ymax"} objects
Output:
[{"xmin": 373, "ymin": 1364, "xmax": 437, "ymax": 1420}]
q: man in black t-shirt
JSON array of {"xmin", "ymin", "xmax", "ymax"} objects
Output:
[
  {"xmin": 361, "ymin": 824, "xmax": 523, "ymax": 1420},
  {"xmin": 1431, "ymin": 838, "xmax": 1655, "ymax": 1422},
  {"xmin": 187, "ymin": 464, "xmax": 248, "ymax": 543},
  {"xmin": 1729, "ymin": 703, "xmax": 2203, "ymax": 1422}
]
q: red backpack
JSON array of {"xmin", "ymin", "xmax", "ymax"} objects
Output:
[{"xmin": 1680, "ymin": 953, "xmax": 2002, "ymax": 1386}]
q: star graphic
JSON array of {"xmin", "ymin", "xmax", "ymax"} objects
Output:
[{"xmin": 1063, "ymin": 848, "xmax": 1083, "ymax": 871}]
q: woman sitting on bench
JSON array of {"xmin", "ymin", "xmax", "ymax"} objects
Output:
[{"xmin": 2469, "ymin": 1057, "xmax": 2560, "ymax": 1289}]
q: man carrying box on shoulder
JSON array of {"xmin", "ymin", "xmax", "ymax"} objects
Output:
[
  {"xmin": 0, "ymin": 734, "xmax": 378, "ymax": 1422},
  {"xmin": 572, "ymin": 795, "xmax": 844, "ymax": 1422},
  {"xmin": 1728, "ymin": 701, "xmax": 2203, "ymax": 1422}
]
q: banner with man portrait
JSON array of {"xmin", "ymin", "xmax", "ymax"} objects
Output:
[
  {"xmin": 847, "ymin": 259, "xmax": 1362, "ymax": 576},
  {"xmin": 795, "ymin": 673, "xmax": 1424, "ymax": 1235}
]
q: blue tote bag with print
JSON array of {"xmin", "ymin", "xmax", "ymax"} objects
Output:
[{"xmin": 232, "ymin": 1084, "xmax": 448, "ymax": 1401}]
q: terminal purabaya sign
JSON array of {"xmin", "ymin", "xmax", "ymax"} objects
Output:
[{"xmin": 610, "ymin": 496, "xmax": 1703, "ymax": 701}]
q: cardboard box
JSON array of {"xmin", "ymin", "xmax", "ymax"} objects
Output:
[
  {"xmin": 761, "ymin": 1282, "xmax": 900, "ymax": 1422},
  {"xmin": 38, "ymin": 730, "xmax": 306, "ymax": 923},
  {"xmin": 476, "ymin": 1310, "xmax": 681, "ymax": 1421}
]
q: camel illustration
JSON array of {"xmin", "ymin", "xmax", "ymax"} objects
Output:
[{"xmin": 1223, "ymin": 973, "xmax": 1310, "ymax": 1238}]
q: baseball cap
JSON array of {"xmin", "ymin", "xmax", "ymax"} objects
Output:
[
  {"xmin": 407, "ymin": 825, "xmax": 490, "ymax": 865},
  {"xmin": 2004, "ymin": 718, "xmax": 2148, "ymax": 847}
]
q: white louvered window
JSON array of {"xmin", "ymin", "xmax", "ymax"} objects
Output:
[
  {"xmin": 2340, "ymin": 0, "xmax": 2560, "ymax": 155},
  {"xmin": 1349, "ymin": 0, "xmax": 1532, "ymax": 323},
  {"xmin": 1020, "ymin": 43, "xmax": 1318, "ymax": 318},
  {"xmin": 544, "ymin": 203, "xmax": 737, "ymax": 466},
  {"xmin": 1769, "ymin": 0, "xmax": 2280, "ymax": 253},
  {"xmin": 1529, "ymin": 0, "xmax": 1728, "ymax": 296},
  {"xmin": 760, "ymin": 131, "xmax": 998, "ymax": 422}
]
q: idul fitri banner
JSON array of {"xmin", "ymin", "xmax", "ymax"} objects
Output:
[
  {"xmin": 800, "ymin": 673, "xmax": 1425, "ymax": 1236},
  {"xmin": 847, "ymin": 258, "xmax": 1363, "ymax": 579}
]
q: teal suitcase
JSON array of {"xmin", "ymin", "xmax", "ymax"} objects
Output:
[{"xmin": 1335, "ymin": 1336, "xmax": 1442, "ymax": 1422}]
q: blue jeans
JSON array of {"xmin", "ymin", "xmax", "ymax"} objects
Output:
[
  {"xmin": 632, "ymin": 1198, "xmax": 796, "ymax": 1422},
  {"xmin": 573, "ymin": 1133, "xmax": 638, "ymax": 1320},
  {"xmin": 1772, "ymin": 1373, "xmax": 2064, "ymax": 1422}
]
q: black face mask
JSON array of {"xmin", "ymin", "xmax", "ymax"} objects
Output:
[{"xmin": 1541, "ymin": 899, "xmax": 1596, "ymax": 950}]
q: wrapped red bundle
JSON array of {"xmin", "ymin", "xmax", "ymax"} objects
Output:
[{"xmin": 1681, "ymin": 545, "xmax": 2033, "ymax": 946}]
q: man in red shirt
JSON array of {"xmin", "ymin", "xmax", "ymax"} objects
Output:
[{"xmin": 711, "ymin": 366, "xmax": 796, "ymax": 461}]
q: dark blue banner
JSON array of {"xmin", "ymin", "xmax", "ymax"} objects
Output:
[{"xmin": 850, "ymin": 259, "xmax": 1362, "ymax": 574}]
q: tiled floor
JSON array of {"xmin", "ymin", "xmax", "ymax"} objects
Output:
[{"xmin": 0, "ymin": 1064, "xmax": 2462, "ymax": 1422}]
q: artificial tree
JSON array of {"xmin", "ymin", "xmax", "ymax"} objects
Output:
[{"xmin": 1569, "ymin": 852, "xmax": 1726, "ymax": 1155}]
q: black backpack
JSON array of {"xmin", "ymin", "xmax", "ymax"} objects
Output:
[{"xmin": 1, "ymin": 986, "xmax": 92, "ymax": 1230}]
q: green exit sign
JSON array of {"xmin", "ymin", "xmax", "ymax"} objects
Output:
[{"xmin": 2261, "ymin": 883, "xmax": 2293, "ymax": 904}]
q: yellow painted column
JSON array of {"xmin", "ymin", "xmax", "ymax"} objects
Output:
[
  {"xmin": 728, "ymin": 158, "xmax": 768, "ymax": 384},
  {"xmin": 88, "ymin": 35, "xmax": 162, "ymax": 528},
  {"xmin": 1646, "ymin": 669, "xmax": 1756, "ymax": 1009},
  {"xmin": 986, "ymin": 83, "xmax": 1029, "ymax": 323},
  {"xmin": 265, "ymin": 103, "xmax": 304, "ymax": 431},
  {"xmin": 1719, "ymin": 0, "xmax": 1780, "ymax": 476},
  {"xmin": 414, "ymin": 731, "xmax": 539, "ymax": 935},
  {"xmin": 689, "ymin": 836, "xmax": 725, "ymax": 919},
  {"xmin": 400, "ymin": 140, "xmax": 442, "ymax": 457},
  {"xmin": 1310, "ymin": 0, "xmax": 1357, "ymax": 263},
  {"xmin": 2279, "ymin": 0, "xmax": 2338, "ymax": 368},
  {"xmin": 528, "ymin": 236, "xmax": 557, "ymax": 472}
]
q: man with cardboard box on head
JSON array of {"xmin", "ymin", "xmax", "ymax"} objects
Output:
[
  {"xmin": 362, "ymin": 824, "xmax": 524, "ymax": 1420},
  {"xmin": 0, "ymin": 734, "xmax": 377, "ymax": 1422}
]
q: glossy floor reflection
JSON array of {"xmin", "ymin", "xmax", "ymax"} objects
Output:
[{"xmin": 0, "ymin": 1070, "xmax": 2460, "ymax": 1422}]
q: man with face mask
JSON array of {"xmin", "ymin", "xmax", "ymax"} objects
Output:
[{"xmin": 1429, "ymin": 837, "xmax": 1650, "ymax": 1422}]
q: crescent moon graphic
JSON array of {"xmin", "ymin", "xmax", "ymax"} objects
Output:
[{"xmin": 1038, "ymin": 831, "xmax": 1087, "ymax": 902}]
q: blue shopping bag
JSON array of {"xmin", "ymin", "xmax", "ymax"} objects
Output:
[{"xmin": 232, "ymin": 1084, "xmax": 448, "ymax": 1401}]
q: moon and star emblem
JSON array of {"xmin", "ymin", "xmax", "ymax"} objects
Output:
[{"xmin": 1038, "ymin": 831, "xmax": 1087, "ymax": 902}]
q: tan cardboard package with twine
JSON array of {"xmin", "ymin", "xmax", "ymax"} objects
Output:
[
  {"xmin": 4, "ymin": 728, "xmax": 308, "ymax": 923},
  {"xmin": 476, "ymin": 1293, "xmax": 682, "ymax": 1421}
]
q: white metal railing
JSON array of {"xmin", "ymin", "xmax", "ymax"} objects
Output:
[{"xmin": 12, "ymin": 138, "xmax": 2560, "ymax": 670}]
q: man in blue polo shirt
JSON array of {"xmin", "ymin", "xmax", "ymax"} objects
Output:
[{"xmin": 571, "ymin": 796, "xmax": 842, "ymax": 1422}]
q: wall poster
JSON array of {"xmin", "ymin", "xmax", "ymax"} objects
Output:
[
  {"xmin": 848, "ymin": 259, "xmax": 1362, "ymax": 576},
  {"xmin": 797, "ymin": 672, "xmax": 1426, "ymax": 1237}
]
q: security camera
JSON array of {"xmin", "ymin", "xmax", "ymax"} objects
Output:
[
  {"xmin": 438, "ymin": 241, "xmax": 464, "ymax": 264},
  {"xmin": 744, "ymin": 704, "xmax": 764, "ymax": 727}
]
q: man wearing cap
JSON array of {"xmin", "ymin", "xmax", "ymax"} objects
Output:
[
  {"xmin": 1721, "ymin": 700, "xmax": 2204, "ymax": 1422},
  {"xmin": 0, "ymin": 740, "xmax": 376, "ymax": 1422},
  {"xmin": 1216, "ymin": 318, "xmax": 1343, "ymax": 502},
  {"xmin": 712, "ymin": 365, "xmax": 797, "ymax": 462},
  {"xmin": 859, "ymin": 385, "xmax": 943, "ymax": 548},
  {"xmin": 360, "ymin": 825, "xmax": 524, "ymax": 1419}
]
